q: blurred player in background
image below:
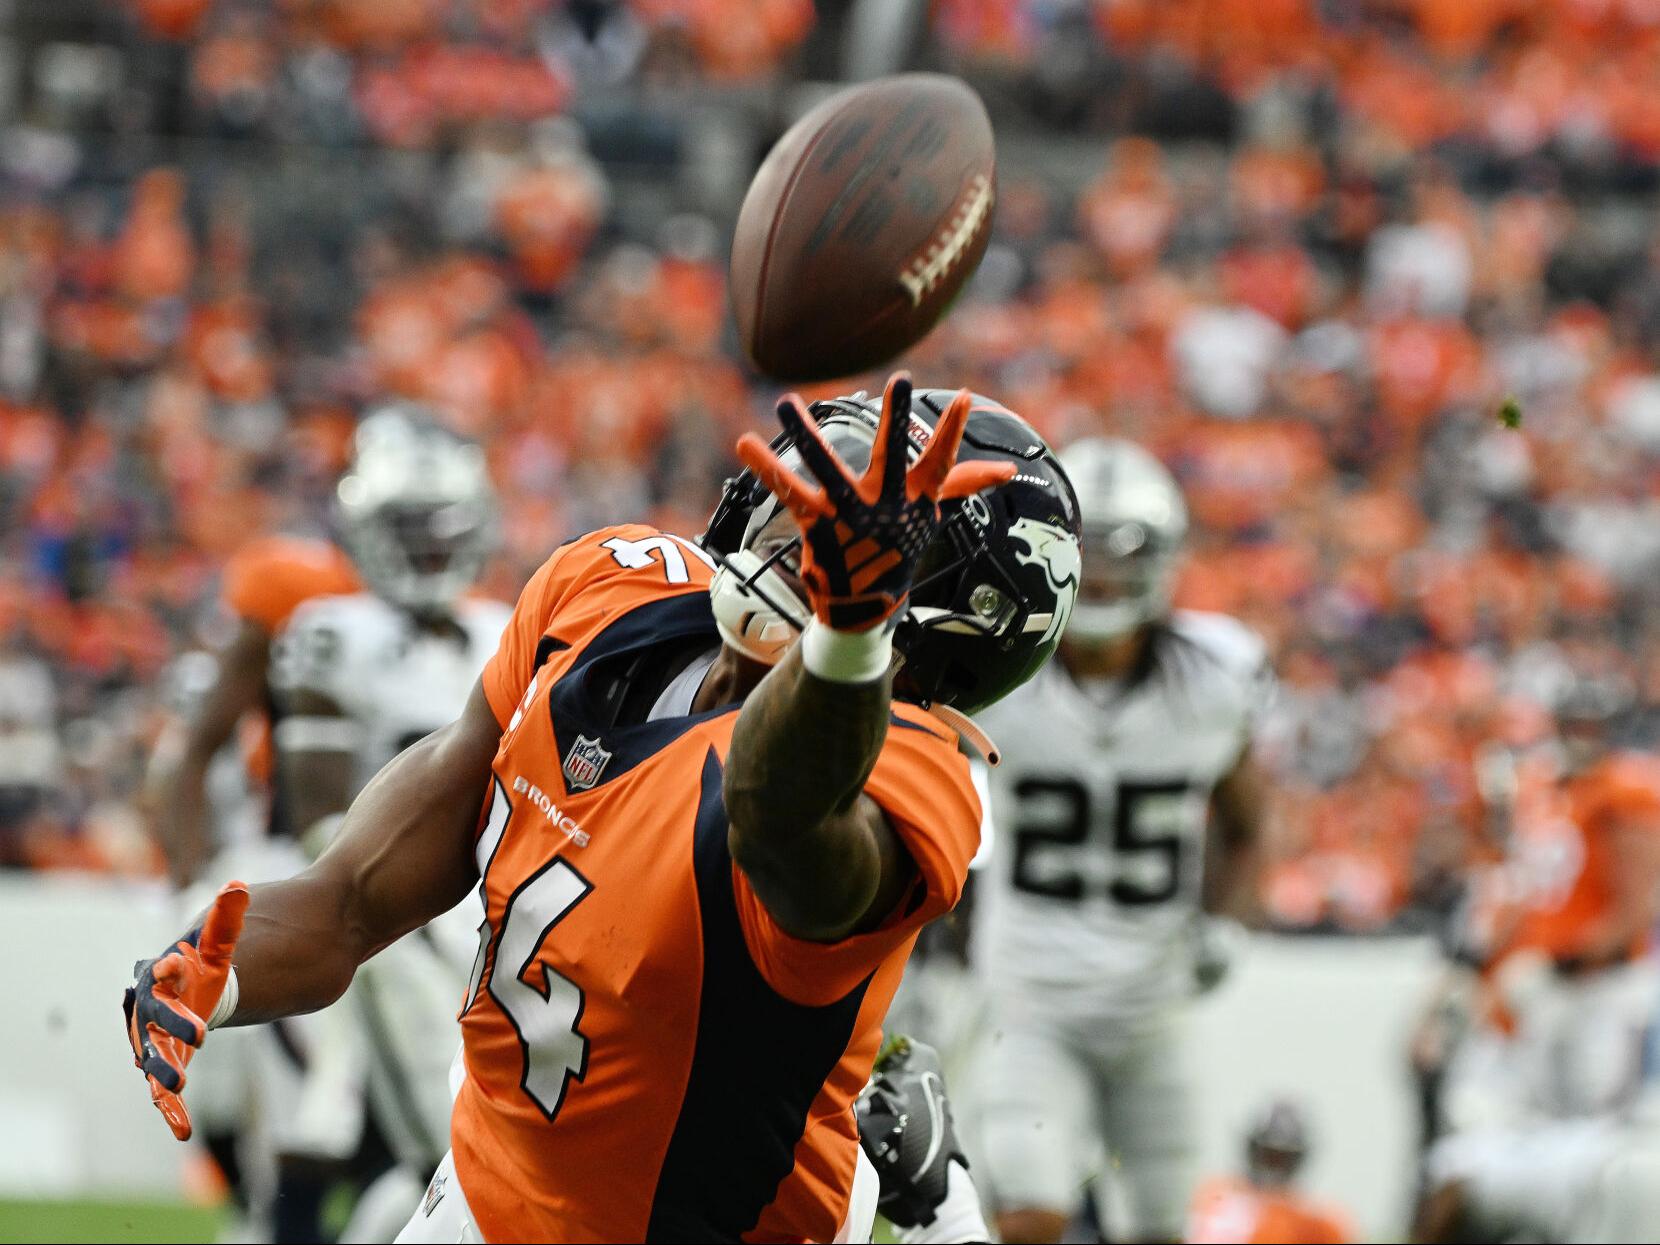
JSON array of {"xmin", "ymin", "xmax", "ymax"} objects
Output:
[
  {"xmin": 1185, "ymin": 1100, "xmax": 1351, "ymax": 1245},
  {"xmin": 269, "ymin": 407, "xmax": 507, "ymax": 1242},
  {"xmin": 973, "ymin": 438, "xmax": 1272, "ymax": 1244},
  {"xmin": 1412, "ymin": 674, "xmax": 1660, "ymax": 1242},
  {"xmin": 141, "ymin": 440, "xmax": 359, "ymax": 1240}
]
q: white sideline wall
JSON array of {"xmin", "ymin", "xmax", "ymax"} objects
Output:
[{"xmin": 0, "ymin": 873, "xmax": 1439, "ymax": 1238}]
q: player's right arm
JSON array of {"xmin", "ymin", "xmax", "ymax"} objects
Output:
[
  {"xmin": 125, "ymin": 679, "xmax": 498, "ymax": 1138},
  {"xmin": 142, "ymin": 618, "xmax": 269, "ymax": 887},
  {"xmin": 227, "ymin": 679, "xmax": 496, "ymax": 1021}
]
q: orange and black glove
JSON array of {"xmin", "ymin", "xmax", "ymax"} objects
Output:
[
  {"xmin": 736, "ymin": 373, "xmax": 1014, "ymax": 634},
  {"xmin": 123, "ymin": 881, "xmax": 249, "ymax": 1140}
]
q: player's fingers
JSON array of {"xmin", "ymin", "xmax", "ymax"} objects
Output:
[
  {"xmin": 938, "ymin": 460, "xmax": 1017, "ymax": 501},
  {"xmin": 196, "ymin": 882, "xmax": 250, "ymax": 965},
  {"xmin": 774, "ymin": 395, "xmax": 853, "ymax": 498},
  {"xmin": 736, "ymin": 434, "xmax": 830, "ymax": 521},
  {"xmin": 123, "ymin": 987, "xmax": 144, "ymax": 1065},
  {"xmin": 147, "ymin": 958, "xmax": 207, "ymax": 1045},
  {"xmin": 148, "ymin": 1078, "xmax": 193, "ymax": 1141},
  {"xmin": 865, "ymin": 372, "xmax": 912, "ymax": 502},
  {"xmin": 910, "ymin": 389, "xmax": 973, "ymax": 498},
  {"xmin": 143, "ymin": 1049, "xmax": 187, "ymax": 1095}
]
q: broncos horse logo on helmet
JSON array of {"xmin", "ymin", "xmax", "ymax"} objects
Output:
[{"xmin": 702, "ymin": 387, "xmax": 1081, "ymax": 715}]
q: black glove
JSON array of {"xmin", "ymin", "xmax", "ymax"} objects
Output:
[
  {"xmin": 855, "ymin": 1034, "xmax": 968, "ymax": 1229},
  {"xmin": 736, "ymin": 375, "xmax": 1013, "ymax": 633}
]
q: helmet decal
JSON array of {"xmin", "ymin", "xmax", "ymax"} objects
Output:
[{"xmin": 1008, "ymin": 517, "xmax": 1080, "ymax": 647}]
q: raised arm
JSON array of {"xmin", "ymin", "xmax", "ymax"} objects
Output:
[{"xmin": 724, "ymin": 376, "xmax": 1011, "ymax": 942}]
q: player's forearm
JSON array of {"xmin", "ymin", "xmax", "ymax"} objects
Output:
[
  {"xmin": 1202, "ymin": 832, "xmax": 1264, "ymax": 922},
  {"xmin": 1205, "ymin": 752, "xmax": 1268, "ymax": 923},
  {"xmin": 222, "ymin": 871, "xmax": 370, "ymax": 1023},
  {"xmin": 725, "ymin": 644, "xmax": 892, "ymax": 928},
  {"xmin": 146, "ymin": 748, "xmax": 213, "ymax": 888},
  {"xmin": 727, "ymin": 645, "xmax": 888, "ymax": 834},
  {"xmin": 224, "ymin": 707, "xmax": 492, "ymax": 1022}
]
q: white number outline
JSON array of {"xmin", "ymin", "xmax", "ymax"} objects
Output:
[
  {"xmin": 465, "ymin": 780, "xmax": 595, "ymax": 1120},
  {"xmin": 602, "ymin": 534, "xmax": 717, "ymax": 584}
]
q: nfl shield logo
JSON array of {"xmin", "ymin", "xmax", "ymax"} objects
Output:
[{"xmin": 563, "ymin": 734, "xmax": 612, "ymax": 790}]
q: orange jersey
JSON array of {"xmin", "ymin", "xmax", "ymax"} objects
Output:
[
  {"xmin": 452, "ymin": 526, "xmax": 980, "ymax": 1243},
  {"xmin": 1186, "ymin": 1176, "xmax": 1351, "ymax": 1244},
  {"xmin": 1504, "ymin": 751, "xmax": 1660, "ymax": 962},
  {"xmin": 218, "ymin": 536, "xmax": 359, "ymax": 795}
]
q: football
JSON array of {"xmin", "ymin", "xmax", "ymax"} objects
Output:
[{"xmin": 730, "ymin": 73, "xmax": 996, "ymax": 382}]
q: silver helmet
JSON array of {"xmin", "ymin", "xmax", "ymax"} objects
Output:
[
  {"xmin": 336, "ymin": 406, "xmax": 498, "ymax": 616},
  {"xmin": 1060, "ymin": 437, "xmax": 1187, "ymax": 643}
]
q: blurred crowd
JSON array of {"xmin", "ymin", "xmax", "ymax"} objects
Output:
[{"xmin": 6, "ymin": 0, "xmax": 1660, "ymax": 935}]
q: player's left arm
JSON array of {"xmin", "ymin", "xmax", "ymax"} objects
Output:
[
  {"xmin": 268, "ymin": 608, "xmax": 359, "ymax": 854},
  {"xmin": 272, "ymin": 687, "xmax": 357, "ymax": 856},
  {"xmin": 725, "ymin": 376, "xmax": 1012, "ymax": 943},
  {"xmin": 1563, "ymin": 810, "xmax": 1660, "ymax": 970},
  {"xmin": 1204, "ymin": 742, "xmax": 1268, "ymax": 925}
]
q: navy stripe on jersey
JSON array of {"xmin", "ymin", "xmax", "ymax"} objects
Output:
[
  {"xmin": 545, "ymin": 592, "xmax": 732, "ymax": 793},
  {"xmin": 646, "ymin": 749, "xmax": 872, "ymax": 1243}
]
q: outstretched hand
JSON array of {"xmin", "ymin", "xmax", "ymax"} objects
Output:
[
  {"xmin": 735, "ymin": 373, "xmax": 1014, "ymax": 633},
  {"xmin": 123, "ymin": 880, "xmax": 249, "ymax": 1140}
]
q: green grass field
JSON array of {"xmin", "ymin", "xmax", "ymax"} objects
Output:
[{"xmin": 0, "ymin": 1200, "xmax": 224, "ymax": 1245}]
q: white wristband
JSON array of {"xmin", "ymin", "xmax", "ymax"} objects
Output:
[
  {"xmin": 207, "ymin": 966, "xmax": 239, "ymax": 1030},
  {"xmin": 799, "ymin": 619, "xmax": 893, "ymax": 684},
  {"xmin": 897, "ymin": 1160, "xmax": 991, "ymax": 1245}
]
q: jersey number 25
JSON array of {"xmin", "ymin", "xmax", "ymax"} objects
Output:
[{"xmin": 1010, "ymin": 776, "xmax": 1197, "ymax": 907}]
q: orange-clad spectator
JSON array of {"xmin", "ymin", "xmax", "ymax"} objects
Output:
[
  {"xmin": 632, "ymin": 0, "xmax": 815, "ymax": 81},
  {"xmin": 131, "ymin": 0, "xmax": 213, "ymax": 41},
  {"xmin": 1188, "ymin": 1101, "xmax": 1352, "ymax": 1244},
  {"xmin": 1230, "ymin": 145, "xmax": 1326, "ymax": 226},
  {"xmin": 1173, "ymin": 417, "xmax": 1327, "ymax": 534},
  {"xmin": 114, "ymin": 170, "xmax": 196, "ymax": 304},
  {"xmin": 1406, "ymin": 0, "xmax": 1527, "ymax": 62},
  {"xmin": 190, "ymin": 14, "xmax": 281, "ymax": 116},
  {"xmin": 1221, "ymin": 240, "xmax": 1320, "ymax": 330},
  {"xmin": 933, "ymin": 0, "xmax": 1040, "ymax": 62},
  {"xmin": 1077, "ymin": 138, "xmax": 1176, "ymax": 278},
  {"xmin": 493, "ymin": 134, "xmax": 607, "ymax": 295},
  {"xmin": 315, "ymin": 0, "xmax": 442, "ymax": 51},
  {"xmin": 183, "ymin": 298, "xmax": 274, "ymax": 403}
]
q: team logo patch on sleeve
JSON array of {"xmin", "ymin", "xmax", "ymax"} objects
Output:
[
  {"xmin": 563, "ymin": 734, "xmax": 612, "ymax": 790},
  {"xmin": 422, "ymin": 1169, "xmax": 447, "ymax": 1216}
]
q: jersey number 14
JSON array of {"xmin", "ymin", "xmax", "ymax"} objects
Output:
[{"xmin": 464, "ymin": 780, "xmax": 593, "ymax": 1120}]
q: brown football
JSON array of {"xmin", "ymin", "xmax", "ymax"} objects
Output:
[{"xmin": 730, "ymin": 73, "xmax": 996, "ymax": 383}]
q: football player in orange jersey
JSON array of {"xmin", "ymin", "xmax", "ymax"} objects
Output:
[
  {"xmin": 1412, "ymin": 676, "xmax": 1660, "ymax": 1243},
  {"xmin": 1185, "ymin": 1101, "xmax": 1351, "ymax": 1245},
  {"xmin": 124, "ymin": 375, "xmax": 1082, "ymax": 1242}
]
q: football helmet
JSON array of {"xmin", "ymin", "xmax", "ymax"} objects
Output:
[
  {"xmin": 336, "ymin": 406, "xmax": 498, "ymax": 616},
  {"xmin": 1245, "ymin": 1098, "xmax": 1309, "ymax": 1188},
  {"xmin": 704, "ymin": 388, "xmax": 1081, "ymax": 714},
  {"xmin": 1059, "ymin": 437, "xmax": 1187, "ymax": 643}
]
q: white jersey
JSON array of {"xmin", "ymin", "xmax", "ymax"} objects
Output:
[
  {"xmin": 271, "ymin": 591, "xmax": 509, "ymax": 1171},
  {"xmin": 972, "ymin": 610, "xmax": 1271, "ymax": 1020},
  {"xmin": 272, "ymin": 592, "xmax": 511, "ymax": 795}
]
